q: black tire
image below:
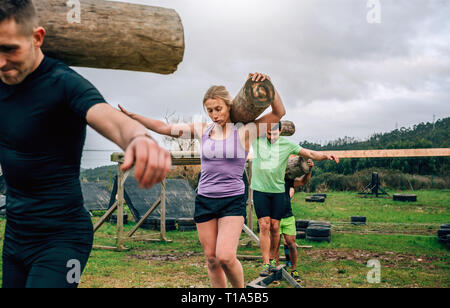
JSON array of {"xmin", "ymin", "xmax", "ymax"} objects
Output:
[
  {"xmin": 178, "ymin": 225, "xmax": 197, "ymax": 232},
  {"xmin": 437, "ymin": 236, "xmax": 447, "ymax": 244},
  {"xmin": 306, "ymin": 196, "xmax": 325, "ymax": 203},
  {"xmin": 177, "ymin": 218, "xmax": 196, "ymax": 226},
  {"xmin": 306, "ymin": 235, "xmax": 331, "ymax": 243},
  {"xmin": 296, "ymin": 227, "xmax": 307, "ymax": 233},
  {"xmin": 155, "ymin": 224, "xmax": 177, "ymax": 231},
  {"xmin": 440, "ymin": 224, "xmax": 450, "ymax": 229},
  {"xmin": 296, "ymin": 220, "xmax": 310, "ymax": 229},
  {"xmin": 351, "ymin": 216, "xmax": 367, "ymax": 225},
  {"xmin": 437, "ymin": 229, "xmax": 450, "ymax": 237},
  {"xmin": 110, "ymin": 213, "xmax": 129, "ymax": 225},
  {"xmin": 309, "ymin": 221, "xmax": 331, "ymax": 228},
  {"xmin": 167, "ymin": 218, "xmax": 177, "ymax": 225},
  {"xmin": 313, "ymin": 194, "xmax": 327, "ymax": 198},
  {"xmin": 145, "ymin": 218, "xmax": 159, "ymax": 225},
  {"xmin": 296, "ymin": 231, "xmax": 306, "ymax": 239},
  {"xmin": 306, "ymin": 226, "xmax": 331, "ymax": 237},
  {"xmin": 393, "ymin": 194, "xmax": 417, "ymax": 202}
]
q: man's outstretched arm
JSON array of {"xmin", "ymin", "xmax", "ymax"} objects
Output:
[
  {"xmin": 299, "ymin": 148, "xmax": 339, "ymax": 164},
  {"xmin": 86, "ymin": 103, "xmax": 172, "ymax": 189}
]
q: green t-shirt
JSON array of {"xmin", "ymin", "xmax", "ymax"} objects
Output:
[{"xmin": 251, "ymin": 136, "xmax": 302, "ymax": 193}]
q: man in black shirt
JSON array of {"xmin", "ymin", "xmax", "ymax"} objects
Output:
[
  {"xmin": 0, "ymin": 0, "xmax": 172, "ymax": 288},
  {"xmin": 279, "ymin": 159, "xmax": 314, "ymax": 281}
]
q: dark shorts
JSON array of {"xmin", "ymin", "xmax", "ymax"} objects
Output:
[
  {"xmin": 194, "ymin": 194, "xmax": 246, "ymax": 224},
  {"xmin": 253, "ymin": 190, "xmax": 286, "ymax": 221}
]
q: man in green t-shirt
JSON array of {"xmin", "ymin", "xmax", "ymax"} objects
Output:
[{"xmin": 251, "ymin": 122, "xmax": 339, "ymax": 276}]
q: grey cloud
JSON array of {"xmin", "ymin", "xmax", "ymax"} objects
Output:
[{"xmin": 77, "ymin": 0, "xmax": 449, "ymax": 168}]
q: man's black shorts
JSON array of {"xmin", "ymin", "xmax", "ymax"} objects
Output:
[
  {"xmin": 253, "ymin": 190, "xmax": 286, "ymax": 221},
  {"xmin": 194, "ymin": 194, "xmax": 246, "ymax": 224}
]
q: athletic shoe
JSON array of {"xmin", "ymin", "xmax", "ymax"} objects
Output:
[
  {"xmin": 259, "ymin": 264, "xmax": 271, "ymax": 277},
  {"xmin": 291, "ymin": 270, "xmax": 301, "ymax": 283},
  {"xmin": 286, "ymin": 260, "xmax": 292, "ymax": 268},
  {"xmin": 270, "ymin": 259, "xmax": 278, "ymax": 272}
]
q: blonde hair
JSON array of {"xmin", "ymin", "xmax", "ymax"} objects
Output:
[{"xmin": 203, "ymin": 86, "xmax": 233, "ymax": 108}]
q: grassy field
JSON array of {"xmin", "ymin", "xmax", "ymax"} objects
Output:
[{"xmin": 0, "ymin": 189, "xmax": 449, "ymax": 288}]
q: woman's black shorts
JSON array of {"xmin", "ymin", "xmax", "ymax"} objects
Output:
[{"xmin": 194, "ymin": 194, "xmax": 247, "ymax": 224}]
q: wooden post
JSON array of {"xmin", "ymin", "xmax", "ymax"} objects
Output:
[
  {"xmin": 116, "ymin": 164, "xmax": 125, "ymax": 251},
  {"xmin": 93, "ymin": 201, "xmax": 117, "ymax": 232},
  {"xmin": 34, "ymin": 0, "xmax": 185, "ymax": 74},
  {"xmin": 231, "ymin": 78, "xmax": 275, "ymax": 124},
  {"xmin": 160, "ymin": 179, "xmax": 167, "ymax": 241},
  {"xmin": 127, "ymin": 197, "xmax": 161, "ymax": 238}
]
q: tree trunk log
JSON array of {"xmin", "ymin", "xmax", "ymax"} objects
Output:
[
  {"xmin": 34, "ymin": 0, "xmax": 185, "ymax": 74},
  {"xmin": 285, "ymin": 156, "xmax": 311, "ymax": 180},
  {"xmin": 280, "ymin": 121, "xmax": 295, "ymax": 136},
  {"xmin": 230, "ymin": 78, "xmax": 275, "ymax": 124}
]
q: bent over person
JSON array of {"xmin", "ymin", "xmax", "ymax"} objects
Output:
[
  {"xmin": 0, "ymin": 0, "xmax": 171, "ymax": 288},
  {"xmin": 279, "ymin": 159, "xmax": 314, "ymax": 282}
]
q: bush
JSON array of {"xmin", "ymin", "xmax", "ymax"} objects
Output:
[{"xmin": 297, "ymin": 168, "xmax": 449, "ymax": 192}]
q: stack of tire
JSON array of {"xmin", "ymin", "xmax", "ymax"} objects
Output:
[
  {"xmin": 141, "ymin": 218, "xmax": 177, "ymax": 231},
  {"xmin": 305, "ymin": 194, "xmax": 326, "ymax": 203},
  {"xmin": 437, "ymin": 224, "xmax": 450, "ymax": 250},
  {"xmin": 110, "ymin": 212, "xmax": 128, "ymax": 225},
  {"xmin": 393, "ymin": 194, "xmax": 417, "ymax": 202},
  {"xmin": 295, "ymin": 220, "xmax": 309, "ymax": 239},
  {"xmin": 177, "ymin": 218, "xmax": 197, "ymax": 232},
  {"xmin": 351, "ymin": 216, "xmax": 367, "ymax": 225},
  {"xmin": 140, "ymin": 217, "xmax": 156, "ymax": 230},
  {"xmin": 306, "ymin": 221, "xmax": 331, "ymax": 243}
]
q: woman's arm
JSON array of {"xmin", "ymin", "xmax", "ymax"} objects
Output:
[{"xmin": 118, "ymin": 105, "xmax": 204, "ymax": 139}]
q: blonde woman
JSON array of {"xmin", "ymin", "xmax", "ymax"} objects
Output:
[{"xmin": 119, "ymin": 73, "xmax": 285, "ymax": 288}]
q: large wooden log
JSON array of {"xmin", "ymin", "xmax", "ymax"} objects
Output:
[
  {"xmin": 285, "ymin": 156, "xmax": 311, "ymax": 180},
  {"xmin": 230, "ymin": 79, "xmax": 275, "ymax": 124},
  {"xmin": 35, "ymin": 0, "xmax": 185, "ymax": 74},
  {"xmin": 321, "ymin": 148, "xmax": 450, "ymax": 158},
  {"xmin": 280, "ymin": 121, "xmax": 295, "ymax": 136}
]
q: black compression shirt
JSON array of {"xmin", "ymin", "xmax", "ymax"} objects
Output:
[
  {"xmin": 0, "ymin": 56, "xmax": 105, "ymax": 238},
  {"xmin": 282, "ymin": 178, "xmax": 295, "ymax": 219}
]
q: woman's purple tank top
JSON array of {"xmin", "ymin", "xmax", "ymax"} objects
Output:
[{"xmin": 198, "ymin": 124, "xmax": 249, "ymax": 198}]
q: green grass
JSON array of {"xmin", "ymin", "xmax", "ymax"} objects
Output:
[
  {"xmin": 291, "ymin": 190, "xmax": 450, "ymax": 224},
  {"xmin": 0, "ymin": 189, "xmax": 449, "ymax": 288}
]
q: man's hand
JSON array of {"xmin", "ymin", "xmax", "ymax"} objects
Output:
[
  {"xmin": 326, "ymin": 155, "xmax": 339, "ymax": 164},
  {"xmin": 121, "ymin": 136, "xmax": 172, "ymax": 189}
]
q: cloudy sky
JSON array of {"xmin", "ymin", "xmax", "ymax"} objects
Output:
[{"xmin": 77, "ymin": 0, "xmax": 450, "ymax": 169}]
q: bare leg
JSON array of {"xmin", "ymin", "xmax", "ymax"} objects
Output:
[
  {"xmin": 216, "ymin": 216, "xmax": 245, "ymax": 288},
  {"xmin": 197, "ymin": 219, "xmax": 227, "ymax": 288},
  {"xmin": 284, "ymin": 235, "xmax": 298, "ymax": 270},
  {"xmin": 258, "ymin": 217, "xmax": 271, "ymax": 264},
  {"xmin": 269, "ymin": 219, "xmax": 281, "ymax": 265}
]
